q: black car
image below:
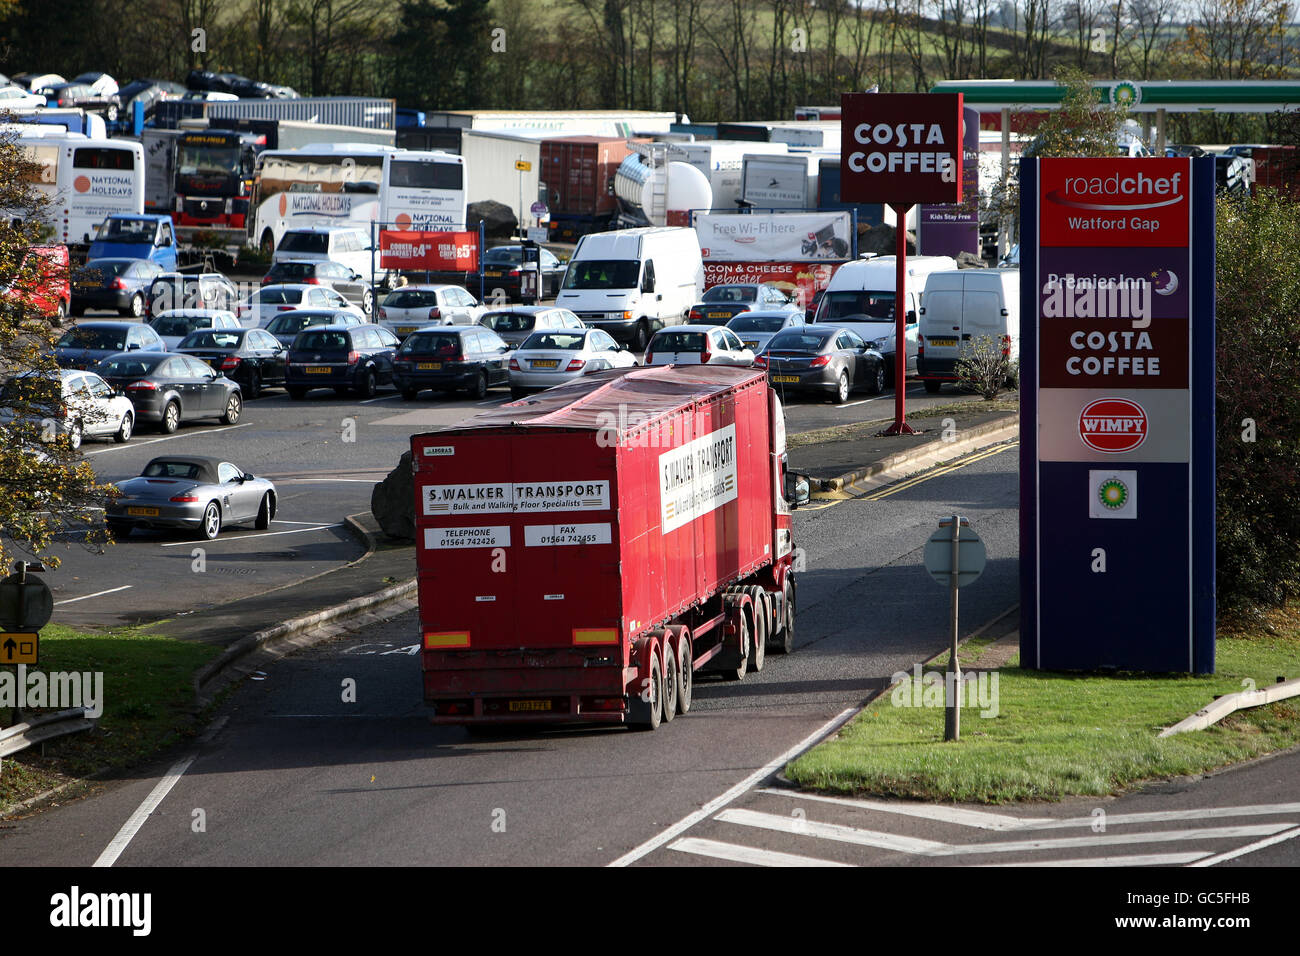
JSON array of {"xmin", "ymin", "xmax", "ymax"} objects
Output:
[
  {"xmin": 38, "ymin": 81, "xmax": 96, "ymax": 108},
  {"xmin": 265, "ymin": 308, "xmax": 366, "ymax": 348},
  {"xmin": 261, "ymin": 260, "xmax": 373, "ymax": 315},
  {"xmin": 71, "ymin": 258, "xmax": 166, "ymax": 316},
  {"xmin": 480, "ymin": 245, "xmax": 566, "ymax": 300},
  {"xmin": 285, "ymin": 324, "xmax": 400, "ymax": 399},
  {"xmin": 54, "ymin": 321, "xmax": 166, "ymax": 370},
  {"xmin": 393, "ymin": 326, "xmax": 512, "ymax": 400},
  {"xmin": 109, "ymin": 78, "xmax": 185, "ymax": 121},
  {"xmin": 176, "ymin": 328, "xmax": 288, "ymax": 399},
  {"xmin": 756, "ymin": 326, "xmax": 886, "ymax": 404},
  {"xmin": 95, "ymin": 351, "xmax": 243, "ymax": 433}
]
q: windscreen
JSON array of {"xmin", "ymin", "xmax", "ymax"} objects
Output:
[
  {"xmin": 58, "ymin": 328, "xmax": 127, "ymax": 351},
  {"xmin": 268, "ymin": 312, "xmax": 330, "ymax": 335},
  {"xmin": 278, "ymin": 233, "xmax": 329, "ymax": 255},
  {"xmin": 729, "ymin": 315, "xmax": 789, "ymax": 333},
  {"xmin": 295, "ymin": 330, "xmax": 350, "ymax": 351},
  {"xmin": 256, "ymin": 288, "xmax": 304, "ymax": 306},
  {"xmin": 387, "ymin": 159, "xmax": 463, "ymax": 190},
  {"xmin": 153, "ymin": 315, "xmax": 210, "ymax": 337},
  {"xmin": 98, "ymin": 354, "xmax": 164, "ymax": 377},
  {"xmin": 180, "ymin": 330, "xmax": 243, "ymax": 349},
  {"xmin": 480, "ymin": 311, "xmax": 535, "ymax": 333},
  {"xmin": 520, "ymin": 332, "xmax": 584, "ymax": 351},
  {"xmin": 650, "ymin": 331, "xmax": 706, "ymax": 352},
  {"xmin": 142, "ymin": 460, "xmax": 203, "ymax": 479},
  {"xmin": 400, "ymin": 332, "xmax": 461, "ymax": 355},
  {"xmin": 77, "ymin": 260, "xmax": 131, "ymax": 281},
  {"xmin": 767, "ymin": 331, "xmax": 830, "ymax": 353},
  {"xmin": 268, "ymin": 262, "xmax": 316, "ymax": 281},
  {"xmin": 178, "ymin": 144, "xmax": 239, "ymax": 176},
  {"xmin": 702, "ymin": 285, "xmax": 756, "ymax": 303},
  {"xmin": 561, "ymin": 259, "xmax": 640, "ymax": 290},
  {"xmin": 383, "ymin": 289, "xmax": 440, "ymax": 308},
  {"xmin": 818, "ymin": 290, "xmax": 895, "ymax": 322}
]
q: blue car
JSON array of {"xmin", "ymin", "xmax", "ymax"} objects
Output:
[{"xmin": 87, "ymin": 215, "xmax": 179, "ymax": 272}]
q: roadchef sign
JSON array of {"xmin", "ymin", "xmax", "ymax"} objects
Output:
[{"xmin": 839, "ymin": 92, "xmax": 963, "ymax": 204}]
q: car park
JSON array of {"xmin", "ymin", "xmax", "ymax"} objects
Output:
[
  {"xmin": 54, "ymin": 321, "xmax": 166, "ymax": 370},
  {"xmin": 147, "ymin": 272, "xmax": 239, "ymax": 317},
  {"xmin": 755, "ymin": 325, "xmax": 886, "ymax": 403},
  {"xmin": 273, "ymin": 226, "xmax": 378, "ymax": 280},
  {"xmin": 644, "ymin": 324, "xmax": 755, "ymax": 367},
  {"xmin": 507, "ymin": 328, "xmax": 637, "ymax": 398},
  {"xmin": 265, "ymin": 308, "xmax": 367, "ymax": 348},
  {"xmin": 175, "ymin": 327, "xmax": 288, "ymax": 399},
  {"xmin": 479, "ymin": 244, "xmax": 566, "ymax": 300},
  {"xmin": 104, "ymin": 455, "xmax": 276, "ymax": 541},
  {"xmin": 0, "ymin": 245, "xmax": 71, "ymax": 323},
  {"xmin": 376, "ymin": 284, "xmax": 484, "ymax": 338},
  {"xmin": 94, "ymin": 351, "xmax": 243, "ymax": 433},
  {"xmin": 726, "ymin": 309, "xmax": 805, "ymax": 354},
  {"xmin": 392, "ymin": 326, "xmax": 512, "ymax": 400},
  {"xmin": 285, "ymin": 324, "xmax": 400, "ymax": 399},
  {"xmin": 149, "ymin": 309, "xmax": 242, "ymax": 349},
  {"xmin": 687, "ymin": 283, "xmax": 796, "ymax": 324},
  {"xmin": 478, "ymin": 305, "xmax": 585, "ymax": 347},
  {"xmin": 70, "ymin": 258, "xmax": 167, "ymax": 317},
  {"xmin": 261, "ymin": 259, "xmax": 374, "ymax": 315},
  {"xmin": 239, "ymin": 284, "xmax": 363, "ymax": 328},
  {"xmin": 0, "ymin": 368, "xmax": 135, "ymax": 449}
]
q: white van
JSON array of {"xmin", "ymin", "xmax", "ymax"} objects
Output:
[
  {"xmin": 273, "ymin": 226, "xmax": 378, "ymax": 281},
  {"xmin": 555, "ymin": 226, "xmax": 704, "ymax": 352},
  {"xmin": 917, "ymin": 268, "xmax": 1020, "ymax": 393},
  {"xmin": 812, "ymin": 254, "xmax": 958, "ymax": 381}
]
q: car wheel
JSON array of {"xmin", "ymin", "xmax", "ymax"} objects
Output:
[
  {"xmin": 355, "ymin": 368, "xmax": 377, "ymax": 399},
  {"xmin": 106, "ymin": 103, "xmax": 119, "ymax": 122},
  {"xmin": 221, "ymin": 392, "xmax": 242, "ymax": 424},
  {"xmin": 113, "ymin": 412, "xmax": 133, "ymax": 443},
  {"xmin": 260, "ymin": 231, "xmax": 275, "ymax": 257},
  {"xmin": 834, "ymin": 370, "xmax": 850, "ymax": 404},
  {"xmin": 245, "ymin": 368, "xmax": 261, "ymax": 400},
  {"xmin": 55, "ymin": 301, "xmax": 67, "ymax": 326},
  {"xmin": 67, "ymin": 419, "xmax": 82, "ymax": 450},
  {"xmin": 199, "ymin": 501, "xmax": 221, "ymax": 540},
  {"xmin": 287, "ymin": 386, "xmax": 307, "ymax": 400},
  {"xmin": 923, "ymin": 379, "xmax": 942, "ymax": 395},
  {"xmin": 401, "ymin": 387, "xmax": 418, "ymax": 401},
  {"xmin": 160, "ymin": 400, "xmax": 180, "ymax": 434},
  {"xmin": 126, "ymin": 293, "xmax": 144, "ymax": 318},
  {"xmin": 255, "ymin": 493, "xmax": 272, "ymax": 530},
  {"xmin": 868, "ymin": 362, "xmax": 886, "ymax": 396},
  {"xmin": 106, "ymin": 520, "xmax": 132, "ymax": 539},
  {"xmin": 469, "ymin": 370, "xmax": 487, "ymax": 400},
  {"xmin": 361, "ymin": 290, "xmax": 373, "ymax": 315}
]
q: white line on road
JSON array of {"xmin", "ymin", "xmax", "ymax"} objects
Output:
[
  {"xmin": 606, "ymin": 707, "xmax": 856, "ymax": 867},
  {"xmin": 935, "ymin": 822, "xmax": 1295, "ymax": 856},
  {"xmin": 359, "ymin": 394, "xmax": 399, "ymax": 405},
  {"xmin": 84, "ymin": 422, "xmax": 252, "ymax": 456},
  {"xmin": 93, "ymin": 753, "xmax": 196, "ymax": 867},
  {"xmin": 1188, "ymin": 825, "xmax": 1300, "ymax": 867},
  {"xmin": 53, "ymin": 585, "xmax": 133, "ymax": 606},
  {"xmin": 717, "ymin": 808, "xmax": 947, "ymax": 853},
  {"xmin": 984, "ymin": 851, "xmax": 1213, "ymax": 867},
  {"xmin": 1008, "ymin": 802, "xmax": 1300, "ymax": 832},
  {"xmin": 158, "ymin": 523, "xmax": 340, "ymax": 546},
  {"xmin": 752, "ymin": 788, "xmax": 1047, "ymax": 831},
  {"xmin": 271, "ymin": 519, "xmax": 336, "ymax": 526},
  {"xmin": 668, "ymin": 837, "xmax": 853, "ymax": 867}
]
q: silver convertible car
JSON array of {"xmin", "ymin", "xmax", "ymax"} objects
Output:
[{"xmin": 105, "ymin": 455, "xmax": 277, "ymax": 540}]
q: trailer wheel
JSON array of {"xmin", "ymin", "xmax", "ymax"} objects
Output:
[
  {"xmin": 661, "ymin": 644, "xmax": 678, "ymax": 723},
  {"xmin": 746, "ymin": 586, "xmax": 767, "ymax": 673},
  {"xmin": 676, "ymin": 634, "xmax": 693, "ymax": 715},
  {"xmin": 722, "ymin": 611, "xmax": 749, "ymax": 682},
  {"xmin": 628, "ymin": 655, "xmax": 662, "ymax": 730},
  {"xmin": 772, "ymin": 579, "xmax": 796, "ymax": 654}
]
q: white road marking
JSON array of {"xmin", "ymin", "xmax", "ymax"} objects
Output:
[
  {"xmin": 838, "ymin": 399, "xmax": 875, "ymax": 408},
  {"xmin": 271, "ymin": 519, "xmax": 334, "ymax": 526},
  {"xmin": 935, "ymin": 823, "xmax": 1295, "ymax": 856},
  {"xmin": 607, "ymin": 707, "xmax": 857, "ymax": 867},
  {"xmin": 93, "ymin": 753, "xmax": 196, "ymax": 867},
  {"xmin": 1188, "ymin": 825, "xmax": 1300, "ymax": 867},
  {"xmin": 753, "ymin": 788, "xmax": 1045, "ymax": 831},
  {"xmin": 359, "ymin": 394, "xmax": 399, "ymax": 405},
  {"xmin": 54, "ymin": 585, "xmax": 133, "ymax": 605},
  {"xmin": 668, "ymin": 837, "xmax": 852, "ymax": 868},
  {"xmin": 1009, "ymin": 802, "xmax": 1300, "ymax": 831},
  {"xmin": 716, "ymin": 808, "xmax": 947, "ymax": 853},
  {"xmin": 984, "ymin": 852, "xmax": 1213, "ymax": 867},
  {"xmin": 158, "ymin": 523, "xmax": 340, "ymax": 546},
  {"xmin": 84, "ymin": 422, "xmax": 252, "ymax": 456}
]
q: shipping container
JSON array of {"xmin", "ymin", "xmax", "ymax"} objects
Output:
[
  {"xmin": 412, "ymin": 365, "xmax": 797, "ymax": 728},
  {"xmin": 540, "ymin": 135, "xmax": 633, "ymax": 219},
  {"xmin": 422, "ymin": 110, "xmax": 677, "ymax": 137},
  {"xmin": 1252, "ymin": 145, "xmax": 1299, "ymax": 200},
  {"xmin": 741, "ymin": 151, "xmax": 836, "ymax": 210},
  {"xmin": 666, "ymin": 140, "xmax": 790, "ymax": 212},
  {"xmin": 154, "ymin": 96, "xmax": 397, "ymax": 130},
  {"xmin": 140, "ymin": 127, "xmax": 184, "ymax": 213}
]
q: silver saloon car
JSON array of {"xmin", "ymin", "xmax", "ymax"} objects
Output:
[{"xmin": 105, "ymin": 455, "xmax": 277, "ymax": 540}]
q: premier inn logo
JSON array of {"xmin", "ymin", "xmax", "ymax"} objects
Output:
[{"xmin": 1048, "ymin": 170, "xmax": 1184, "ymax": 211}]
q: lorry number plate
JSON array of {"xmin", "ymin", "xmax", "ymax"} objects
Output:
[{"xmin": 508, "ymin": 700, "xmax": 551, "ymax": 712}]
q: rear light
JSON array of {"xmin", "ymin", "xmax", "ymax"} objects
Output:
[
  {"xmin": 809, "ymin": 355, "xmax": 830, "ymax": 368},
  {"xmin": 584, "ymin": 697, "xmax": 624, "ymax": 713},
  {"xmin": 509, "ymin": 358, "xmax": 520, "ymax": 370},
  {"xmin": 753, "ymin": 355, "xmax": 767, "ymax": 368},
  {"xmin": 111, "ymin": 278, "xmax": 127, "ymax": 290},
  {"xmin": 918, "ymin": 334, "xmax": 924, "ymax": 358},
  {"xmin": 1001, "ymin": 334, "xmax": 1011, "ymax": 358},
  {"xmin": 508, "ymin": 268, "xmax": 521, "ymax": 276},
  {"xmin": 428, "ymin": 307, "xmax": 441, "ymax": 322},
  {"xmin": 644, "ymin": 351, "xmax": 653, "ymax": 363},
  {"xmin": 689, "ymin": 308, "xmax": 702, "ymax": 321},
  {"xmin": 566, "ymin": 358, "xmax": 585, "ymax": 371},
  {"xmin": 346, "ymin": 350, "xmax": 360, "ymax": 365},
  {"xmin": 169, "ymin": 494, "xmax": 199, "ymax": 502},
  {"xmin": 700, "ymin": 348, "xmax": 712, "ymax": 364},
  {"xmin": 303, "ymin": 277, "xmax": 319, "ymax": 285},
  {"xmin": 277, "ymin": 305, "xmax": 294, "ymax": 311},
  {"xmin": 126, "ymin": 380, "xmax": 158, "ymax": 391},
  {"xmin": 220, "ymin": 356, "xmax": 241, "ymax": 371},
  {"xmin": 260, "ymin": 275, "xmax": 272, "ymax": 285}
]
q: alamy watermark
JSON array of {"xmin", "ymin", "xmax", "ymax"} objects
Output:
[
  {"xmin": 889, "ymin": 662, "xmax": 999, "ymax": 718},
  {"xmin": 0, "ymin": 665, "xmax": 104, "ymax": 718}
]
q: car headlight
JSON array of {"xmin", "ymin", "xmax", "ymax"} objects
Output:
[{"xmin": 871, "ymin": 336, "xmax": 890, "ymax": 350}]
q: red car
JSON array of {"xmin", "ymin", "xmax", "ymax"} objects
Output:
[{"xmin": 1, "ymin": 245, "xmax": 71, "ymax": 323}]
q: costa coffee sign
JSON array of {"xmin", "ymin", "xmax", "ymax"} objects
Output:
[
  {"xmin": 839, "ymin": 93, "xmax": 963, "ymax": 205},
  {"xmin": 1078, "ymin": 398, "xmax": 1147, "ymax": 453}
]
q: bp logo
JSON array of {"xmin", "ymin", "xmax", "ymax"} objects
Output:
[
  {"xmin": 1097, "ymin": 478, "xmax": 1128, "ymax": 509},
  {"xmin": 1089, "ymin": 469, "xmax": 1137, "ymax": 520},
  {"xmin": 1110, "ymin": 81, "xmax": 1141, "ymax": 108}
]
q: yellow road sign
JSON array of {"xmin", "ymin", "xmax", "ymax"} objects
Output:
[
  {"xmin": 1, "ymin": 632, "xmax": 38, "ymax": 665},
  {"xmin": 515, "ymin": 160, "xmax": 532, "ymax": 172}
]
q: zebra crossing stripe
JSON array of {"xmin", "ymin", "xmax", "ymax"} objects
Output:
[
  {"xmin": 715, "ymin": 808, "xmax": 947, "ymax": 854},
  {"xmin": 981, "ymin": 851, "xmax": 1212, "ymax": 867},
  {"xmin": 668, "ymin": 837, "xmax": 852, "ymax": 868}
]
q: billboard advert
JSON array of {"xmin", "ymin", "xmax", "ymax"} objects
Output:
[
  {"xmin": 702, "ymin": 260, "xmax": 838, "ymax": 311},
  {"xmin": 693, "ymin": 212, "xmax": 852, "ymax": 261},
  {"xmin": 1020, "ymin": 156, "xmax": 1216, "ymax": 673},
  {"xmin": 378, "ymin": 230, "xmax": 479, "ymax": 272}
]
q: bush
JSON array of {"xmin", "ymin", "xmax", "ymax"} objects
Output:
[
  {"xmin": 1215, "ymin": 188, "xmax": 1300, "ymax": 611},
  {"xmin": 955, "ymin": 334, "xmax": 1018, "ymax": 400}
]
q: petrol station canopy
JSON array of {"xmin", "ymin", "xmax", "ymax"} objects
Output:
[{"xmin": 930, "ymin": 79, "xmax": 1300, "ymax": 114}]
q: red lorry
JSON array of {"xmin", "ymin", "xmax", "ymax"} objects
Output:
[{"xmin": 412, "ymin": 364, "xmax": 797, "ymax": 729}]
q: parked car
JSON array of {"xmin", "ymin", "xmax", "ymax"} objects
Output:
[
  {"xmin": 175, "ymin": 327, "xmax": 288, "ymax": 399},
  {"xmin": 109, "ymin": 78, "xmax": 185, "ymax": 121},
  {"xmin": 265, "ymin": 309, "xmax": 367, "ymax": 348},
  {"xmin": 0, "ymin": 85, "xmax": 48, "ymax": 110},
  {"xmin": 54, "ymin": 321, "xmax": 166, "ymax": 370},
  {"xmin": 94, "ymin": 351, "xmax": 243, "ymax": 433},
  {"xmin": 72, "ymin": 72, "xmax": 118, "ymax": 98},
  {"xmin": 10, "ymin": 73, "xmax": 65, "ymax": 92},
  {"xmin": 755, "ymin": 326, "xmax": 886, "ymax": 403},
  {"xmin": 726, "ymin": 309, "xmax": 805, "ymax": 355},
  {"xmin": 285, "ymin": 324, "xmax": 400, "ymax": 399},
  {"xmin": 687, "ymin": 283, "xmax": 797, "ymax": 324},
  {"xmin": 149, "ymin": 309, "xmax": 241, "ymax": 350},
  {"xmin": 36, "ymin": 81, "xmax": 95, "ymax": 108},
  {"xmin": 392, "ymin": 326, "xmax": 512, "ymax": 400},
  {"xmin": 238, "ymin": 284, "xmax": 363, "ymax": 328},
  {"xmin": 478, "ymin": 305, "xmax": 585, "ymax": 348},
  {"xmin": 1, "ymin": 244, "xmax": 70, "ymax": 323},
  {"xmin": 87, "ymin": 215, "xmax": 179, "ymax": 272},
  {"xmin": 0, "ymin": 368, "xmax": 135, "ymax": 449},
  {"xmin": 480, "ymin": 244, "xmax": 567, "ymax": 300},
  {"xmin": 261, "ymin": 259, "xmax": 374, "ymax": 315},
  {"xmin": 147, "ymin": 272, "xmax": 239, "ymax": 318},
  {"xmin": 70, "ymin": 258, "xmax": 167, "ymax": 317},
  {"xmin": 104, "ymin": 456, "xmax": 276, "ymax": 541},
  {"xmin": 644, "ymin": 325, "xmax": 755, "ymax": 367},
  {"xmin": 273, "ymin": 226, "xmax": 378, "ymax": 280},
  {"xmin": 377, "ymin": 284, "xmax": 484, "ymax": 338},
  {"xmin": 507, "ymin": 328, "xmax": 637, "ymax": 398}
]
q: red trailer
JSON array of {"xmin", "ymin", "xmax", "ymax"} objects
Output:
[{"xmin": 412, "ymin": 365, "xmax": 796, "ymax": 729}]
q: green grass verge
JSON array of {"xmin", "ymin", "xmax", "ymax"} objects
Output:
[
  {"xmin": 1, "ymin": 624, "xmax": 219, "ymax": 813},
  {"xmin": 786, "ymin": 632, "xmax": 1300, "ymax": 804}
]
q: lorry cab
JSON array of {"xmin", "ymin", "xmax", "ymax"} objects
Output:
[
  {"xmin": 555, "ymin": 226, "xmax": 704, "ymax": 352},
  {"xmin": 917, "ymin": 268, "xmax": 1021, "ymax": 393},
  {"xmin": 87, "ymin": 214, "xmax": 179, "ymax": 272}
]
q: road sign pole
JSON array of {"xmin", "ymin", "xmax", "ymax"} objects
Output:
[
  {"xmin": 945, "ymin": 515, "xmax": 961, "ymax": 742},
  {"xmin": 883, "ymin": 203, "xmax": 916, "ymax": 436}
]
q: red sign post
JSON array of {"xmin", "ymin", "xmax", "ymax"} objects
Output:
[{"xmin": 840, "ymin": 92, "xmax": 963, "ymax": 434}]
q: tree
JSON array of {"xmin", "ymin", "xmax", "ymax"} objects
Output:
[{"xmin": 0, "ymin": 131, "xmax": 116, "ymax": 574}]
